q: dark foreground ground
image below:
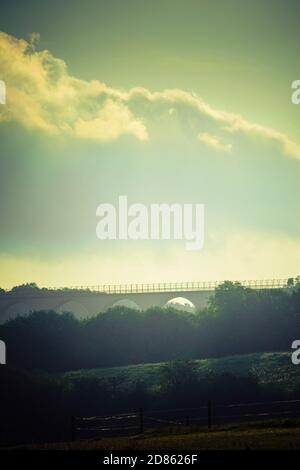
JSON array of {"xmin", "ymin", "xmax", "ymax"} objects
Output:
[{"xmin": 7, "ymin": 419, "xmax": 300, "ymax": 450}]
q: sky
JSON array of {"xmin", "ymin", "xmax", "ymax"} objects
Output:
[{"xmin": 0, "ymin": 0, "xmax": 300, "ymax": 289}]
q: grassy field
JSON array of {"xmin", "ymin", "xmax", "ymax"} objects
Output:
[
  {"xmin": 12, "ymin": 419, "xmax": 300, "ymax": 450},
  {"xmin": 61, "ymin": 351, "xmax": 300, "ymax": 393},
  {"xmin": 5, "ymin": 353, "xmax": 300, "ymax": 451}
]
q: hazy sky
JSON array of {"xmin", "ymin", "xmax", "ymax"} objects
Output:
[{"xmin": 0, "ymin": 0, "xmax": 300, "ymax": 288}]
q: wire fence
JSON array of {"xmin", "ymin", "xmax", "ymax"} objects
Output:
[{"xmin": 72, "ymin": 398, "xmax": 300, "ymax": 440}]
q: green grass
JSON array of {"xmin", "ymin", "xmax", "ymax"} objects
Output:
[
  {"xmin": 11, "ymin": 419, "xmax": 300, "ymax": 450},
  {"xmin": 60, "ymin": 351, "xmax": 300, "ymax": 393}
]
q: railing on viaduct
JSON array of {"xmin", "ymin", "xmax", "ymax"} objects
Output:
[{"xmin": 43, "ymin": 278, "xmax": 293, "ymax": 295}]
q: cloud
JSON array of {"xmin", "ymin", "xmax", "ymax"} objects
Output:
[
  {"xmin": 197, "ymin": 132, "xmax": 232, "ymax": 153},
  {"xmin": 0, "ymin": 31, "xmax": 147, "ymax": 141},
  {"xmin": 74, "ymin": 100, "xmax": 148, "ymax": 141},
  {"xmin": 125, "ymin": 87, "xmax": 300, "ymax": 159},
  {"xmin": 0, "ymin": 31, "xmax": 300, "ymax": 159}
]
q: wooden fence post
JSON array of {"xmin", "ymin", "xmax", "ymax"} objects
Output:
[
  {"xmin": 207, "ymin": 400, "xmax": 212, "ymax": 429},
  {"xmin": 139, "ymin": 408, "xmax": 144, "ymax": 434}
]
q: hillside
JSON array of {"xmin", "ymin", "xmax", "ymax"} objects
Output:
[{"xmin": 61, "ymin": 351, "xmax": 300, "ymax": 393}]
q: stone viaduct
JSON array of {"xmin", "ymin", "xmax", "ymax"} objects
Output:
[{"xmin": 0, "ymin": 279, "xmax": 291, "ymax": 323}]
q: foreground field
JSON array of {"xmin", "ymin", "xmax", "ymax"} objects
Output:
[{"xmin": 14, "ymin": 420, "xmax": 300, "ymax": 450}]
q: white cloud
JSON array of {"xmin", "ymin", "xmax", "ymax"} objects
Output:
[
  {"xmin": 0, "ymin": 31, "xmax": 300, "ymax": 159},
  {"xmin": 74, "ymin": 100, "xmax": 148, "ymax": 141},
  {"xmin": 197, "ymin": 132, "xmax": 232, "ymax": 152},
  {"xmin": 0, "ymin": 32, "xmax": 147, "ymax": 142}
]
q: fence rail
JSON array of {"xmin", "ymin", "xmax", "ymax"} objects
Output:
[
  {"xmin": 72, "ymin": 398, "xmax": 300, "ymax": 440},
  {"xmin": 44, "ymin": 278, "xmax": 295, "ymax": 295}
]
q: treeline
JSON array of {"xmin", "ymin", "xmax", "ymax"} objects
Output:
[{"xmin": 1, "ymin": 282, "xmax": 299, "ymax": 371}]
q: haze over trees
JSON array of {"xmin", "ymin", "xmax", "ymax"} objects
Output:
[{"xmin": 1, "ymin": 282, "xmax": 299, "ymax": 371}]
